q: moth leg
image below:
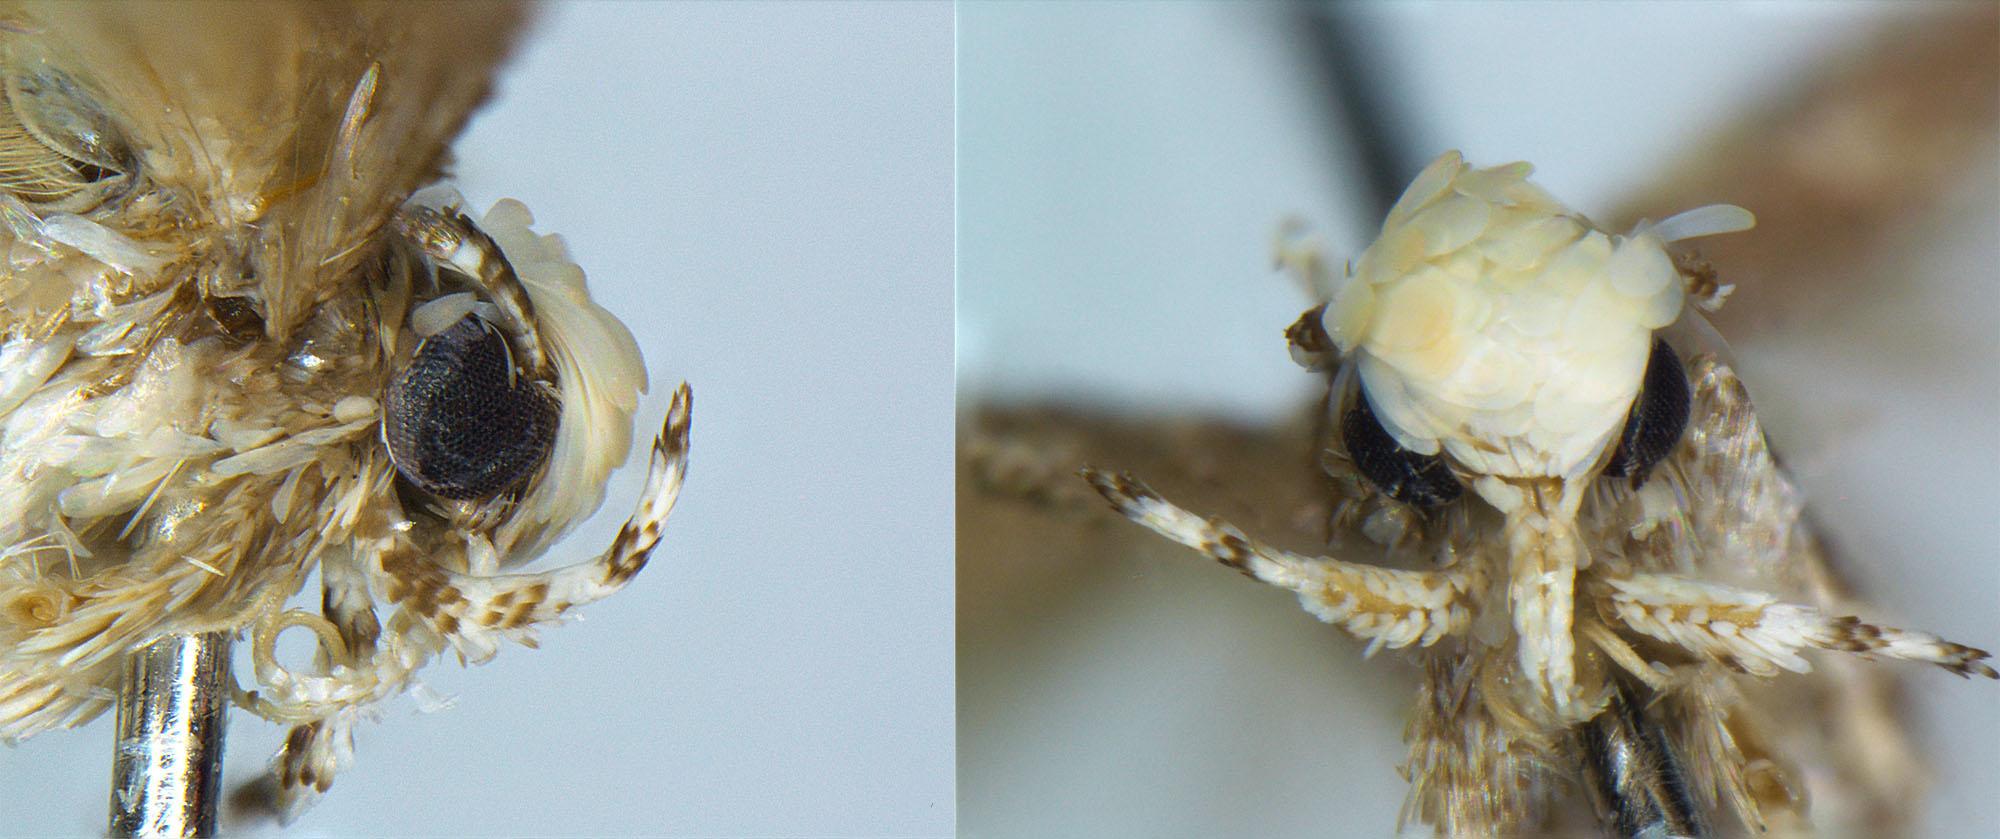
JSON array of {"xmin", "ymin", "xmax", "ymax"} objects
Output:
[
  {"xmin": 235, "ymin": 604, "xmax": 418, "ymax": 818},
  {"xmin": 266, "ymin": 715, "xmax": 357, "ymax": 823},
  {"xmin": 386, "ymin": 384, "xmax": 690, "ymax": 657},
  {"xmin": 240, "ymin": 550, "xmax": 381, "ymax": 817},
  {"xmin": 242, "ymin": 384, "xmax": 687, "ymax": 809},
  {"xmin": 317, "ymin": 547, "xmax": 380, "ymax": 666},
  {"xmin": 1599, "ymin": 573, "xmax": 1997, "ymax": 679},
  {"xmin": 1081, "ymin": 468, "xmax": 1474, "ymax": 652},
  {"xmin": 1581, "ymin": 619, "xmax": 1670, "ymax": 693}
]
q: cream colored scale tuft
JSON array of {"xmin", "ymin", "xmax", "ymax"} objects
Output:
[{"xmin": 1325, "ymin": 151, "xmax": 1751, "ymax": 482}]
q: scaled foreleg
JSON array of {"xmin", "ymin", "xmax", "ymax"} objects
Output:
[{"xmin": 1082, "ymin": 468, "xmax": 1474, "ymax": 653}]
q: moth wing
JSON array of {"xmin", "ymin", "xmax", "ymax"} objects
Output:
[{"xmin": 1635, "ymin": 325, "xmax": 1926, "ymax": 833}]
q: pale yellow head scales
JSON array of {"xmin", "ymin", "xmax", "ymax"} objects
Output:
[{"xmin": 1325, "ymin": 151, "xmax": 1753, "ymax": 488}]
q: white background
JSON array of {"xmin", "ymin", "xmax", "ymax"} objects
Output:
[
  {"xmin": 2, "ymin": 3, "xmax": 956, "ymax": 835},
  {"xmin": 958, "ymin": 2, "xmax": 1998, "ymax": 837}
]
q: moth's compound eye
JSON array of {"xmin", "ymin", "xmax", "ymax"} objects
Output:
[
  {"xmin": 1343, "ymin": 388, "xmax": 1463, "ymax": 507},
  {"xmin": 384, "ymin": 314, "xmax": 558, "ymax": 501},
  {"xmin": 1601, "ymin": 337, "xmax": 1689, "ymax": 484},
  {"xmin": 0, "ymin": 68, "xmax": 131, "ymax": 210}
]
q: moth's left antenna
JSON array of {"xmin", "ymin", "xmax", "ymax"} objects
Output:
[{"xmin": 107, "ymin": 633, "xmax": 232, "ymax": 838}]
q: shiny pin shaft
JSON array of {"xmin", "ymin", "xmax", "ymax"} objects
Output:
[{"xmin": 107, "ymin": 632, "xmax": 231, "ymax": 838}]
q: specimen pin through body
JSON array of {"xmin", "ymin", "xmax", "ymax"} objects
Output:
[{"xmin": 107, "ymin": 632, "xmax": 231, "ymax": 838}]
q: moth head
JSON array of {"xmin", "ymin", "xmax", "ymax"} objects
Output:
[
  {"xmin": 378, "ymin": 192, "xmax": 647, "ymax": 561},
  {"xmin": 0, "ymin": 10, "xmax": 620, "ymax": 562},
  {"xmin": 1313, "ymin": 151, "xmax": 1751, "ymax": 509},
  {"xmin": 0, "ymin": 3, "xmax": 674, "ymax": 746}
]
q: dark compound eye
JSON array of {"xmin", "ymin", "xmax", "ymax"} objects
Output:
[
  {"xmin": 384, "ymin": 314, "xmax": 557, "ymax": 501},
  {"xmin": 1342, "ymin": 388, "xmax": 1462, "ymax": 507},
  {"xmin": 1601, "ymin": 337, "xmax": 1690, "ymax": 486}
]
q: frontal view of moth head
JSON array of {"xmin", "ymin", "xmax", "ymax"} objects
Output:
[
  {"xmin": 1084, "ymin": 151, "xmax": 1994, "ymax": 836},
  {"xmin": 0, "ymin": 2, "xmax": 688, "ymax": 818}
]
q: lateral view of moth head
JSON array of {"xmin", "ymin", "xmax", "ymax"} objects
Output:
[
  {"xmin": 0, "ymin": 2, "xmax": 688, "ymax": 823},
  {"xmin": 1083, "ymin": 151, "xmax": 1994, "ymax": 836}
]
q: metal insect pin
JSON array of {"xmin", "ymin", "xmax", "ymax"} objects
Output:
[
  {"xmin": 1082, "ymin": 150, "xmax": 1994, "ymax": 836},
  {"xmin": 0, "ymin": 2, "xmax": 688, "ymax": 827}
]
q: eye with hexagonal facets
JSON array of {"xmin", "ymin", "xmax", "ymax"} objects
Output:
[
  {"xmin": 383, "ymin": 313, "xmax": 558, "ymax": 501},
  {"xmin": 1342, "ymin": 388, "xmax": 1463, "ymax": 507}
]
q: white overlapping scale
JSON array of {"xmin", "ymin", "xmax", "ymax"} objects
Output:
[
  {"xmin": 1407, "ymin": 192, "xmax": 1491, "ymax": 258},
  {"xmin": 1448, "ymin": 160, "xmax": 1534, "ymax": 204},
  {"xmin": 1381, "ymin": 150, "xmax": 1466, "ymax": 231}
]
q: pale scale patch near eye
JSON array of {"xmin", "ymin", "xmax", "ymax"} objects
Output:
[
  {"xmin": 1326, "ymin": 278, "xmax": 1374, "ymax": 352},
  {"xmin": 1356, "ymin": 353, "xmax": 1445, "ymax": 457},
  {"xmin": 407, "ymin": 291, "xmax": 480, "ymax": 338},
  {"xmin": 331, "ymin": 396, "xmax": 375, "ymax": 424},
  {"xmin": 468, "ymin": 197, "xmax": 649, "ymax": 559},
  {"xmin": 1549, "ymin": 347, "xmax": 1650, "ymax": 424}
]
